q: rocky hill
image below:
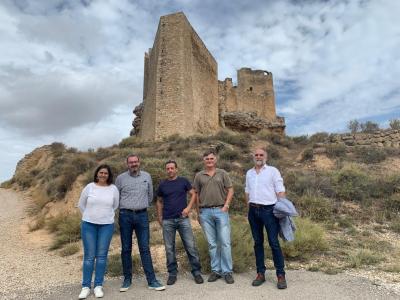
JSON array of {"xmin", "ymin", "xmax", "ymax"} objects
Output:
[{"xmin": 1, "ymin": 129, "xmax": 400, "ymax": 284}]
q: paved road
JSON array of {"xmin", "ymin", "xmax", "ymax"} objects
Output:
[{"xmin": 19, "ymin": 271, "xmax": 400, "ymax": 300}]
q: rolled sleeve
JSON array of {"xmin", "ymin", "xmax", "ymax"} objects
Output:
[{"xmin": 273, "ymin": 169, "xmax": 285, "ymax": 193}]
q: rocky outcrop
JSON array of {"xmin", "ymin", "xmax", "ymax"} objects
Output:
[
  {"xmin": 222, "ymin": 111, "xmax": 285, "ymax": 134},
  {"xmin": 130, "ymin": 103, "xmax": 144, "ymax": 136}
]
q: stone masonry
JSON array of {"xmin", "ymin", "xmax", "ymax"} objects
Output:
[
  {"xmin": 312, "ymin": 129, "xmax": 400, "ymax": 154},
  {"xmin": 132, "ymin": 12, "xmax": 285, "ymax": 140}
]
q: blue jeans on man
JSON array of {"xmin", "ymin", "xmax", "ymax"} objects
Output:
[
  {"xmin": 199, "ymin": 208, "xmax": 233, "ymax": 275},
  {"xmin": 81, "ymin": 221, "xmax": 114, "ymax": 288},
  {"xmin": 248, "ymin": 205, "xmax": 285, "ymax": 276},
  {"xmin": 162, "ymin": 217, "xmax": 201, "ymax": 276},
  {"xmin": 119, "ymin": 209, "xmax": 157, "ymax": 284}
]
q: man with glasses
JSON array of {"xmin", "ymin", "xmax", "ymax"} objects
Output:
[
  {"xmin": 115, "ymin": 154, "xmax": 165, "ymax": 292},
  {"xmin": 245, "ymin": 148, "xmax": 287, "ymax": 289},
  {"xmin": 193, "ymin": 149, "xmax": 234, "ymax": 284}
]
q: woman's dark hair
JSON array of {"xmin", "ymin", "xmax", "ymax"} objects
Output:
[{"xmin": 93, "ymin": 164, "xmax": 113, "ymax": 185}]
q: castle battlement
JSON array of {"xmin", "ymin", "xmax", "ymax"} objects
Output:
[{"xmin": 131, "ymin": 12, "xmax": 285, "ymax": 140}]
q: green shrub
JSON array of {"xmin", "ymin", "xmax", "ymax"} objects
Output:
[
  {"xmin": 389, "ymin": 220, "xmax": 400, "ymax": 233},
  {"xmin": 281, "ymin": 218, "xmax": 328, "ymax": 260},
  {"xmin": 355, "ymin": 147, "xmax": 387, "ymax": 164},
  {"xmin": 295, "ymin": 194, "xmax": 334, "ymax": 222},
  {"xmin": 333, "ymin": 165, "xmax": 370, "ymax": 201},
  {"xmin": 267, "ymin": 145, "xmax": 281, "ymax": 160},
  {"xmin": 0, "ymin": 178, "xmax": 14, "ymax": 188},
  {"xmin": 301, "ymin": 148, "xmax": 314, "ymax": 162},
  {"xmin": 383, "ymin": 193, "xmax": 400, "ymax": 213},
  {"xmin": 285, "ymin": 170, "xmax": 335, "ymax": 198},
  {"xmin": 291, "ymin": 135, "xmax": 310, "ymax": 145},
  {"xmin": 389, "ymin": 119, "xmax": 400, "ymax": 130},
  {"xmin": 59, "ymin": 243, "xmax": 80, "ymax": 256},
  {"xmin": 310, "ymin": 132, "xmax": 329, "ymax": 143},
  {"xmin": 347, "ymin": 249, "xmax": 384, "ymax": 268},
  {"xmin": 219, "ymin": 148, "xmax": 240, "ymax": 161},
  {"xmin": 326, "ymin": 144, "xmax": 346, "ymax": 158},
  {"xmin": 50, "ymin": 142, "xmax": 66, "ymax": 157},
  {"xmin": 118, "ymin": 136, "xmax": 141, "ymax": 148},
  {"xmin": 95, "ymin": 147, "xmax": 113, "ymax": 161},
  {"xmin": 107, "ymin": 253, "xmax": 141, "ymax": 277},
  {"xmin": 214, "ymin": 131, "xmax": 250, "ymax": 150},
  {"xmin": 28, "ymin": 214, "xmax": 46, "ymax": 231},
  {"xmin": 47, "ymin": 213, "xmax": 81, "ymax": 250}
]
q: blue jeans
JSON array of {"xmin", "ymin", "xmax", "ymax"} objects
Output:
[
  {"xmin": 248, "ymin": 205, "xmax": 285, "ymax": 276},
  {"xmin": 119, "ymin": 209, "xmax": 156, "ymax": 284},
  {"xmin": 199, "ymin": 208, "xmax": 232, "ymax": 275},
  {"xmin": 81, "ymin": 221, "xmax": 114, "ymax": 288},
  {"xmin": 162, "ymin": 217, "xmax": 201, "ymax": 276}
]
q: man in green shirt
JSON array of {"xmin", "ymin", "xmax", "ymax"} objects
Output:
[{"xmin": 193, "ymin": 149, "xmax": 234, "ymax": 284}]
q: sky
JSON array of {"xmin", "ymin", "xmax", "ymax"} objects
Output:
[{"xmin": 0, "ymin": 0, "xmax": 399, "ymax": 182}]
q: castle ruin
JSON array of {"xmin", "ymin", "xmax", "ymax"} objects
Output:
[{"xmin": 131, "ymin": 12, "xmax": 285, "ymax": 140}]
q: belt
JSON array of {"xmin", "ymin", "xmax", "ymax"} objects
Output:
[
  {"xmin": 120, "ymin": 208, "xmax": 147, "ymax": 213},
  {"xmin": 200, "ymin": 205, "xmax": 224, "ymax": 209},
  {"xmin": 249, "ymin": 203, "xmax": 274, "ymax": 208}
]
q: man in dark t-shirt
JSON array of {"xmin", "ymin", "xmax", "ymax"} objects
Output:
[{"xmin": 156, "ymin": 160, "xmax": 203, "ymax": 286}]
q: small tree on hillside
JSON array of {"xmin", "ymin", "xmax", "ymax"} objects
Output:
[
  {"xmin": 389, "ymin": 119, "xmax": 400, "ymax": 130},
  {"xmin": 347, "ymin": 120, "xmax": 360, "ymax": 133},
  {"xmin": 360, "ymin": 121, "xmax": 380, "ymax": 133}
]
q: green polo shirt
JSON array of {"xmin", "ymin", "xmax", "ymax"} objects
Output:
[{"xmin": 193, "ymin": 168, "xmax": 232, "ymax": 207}]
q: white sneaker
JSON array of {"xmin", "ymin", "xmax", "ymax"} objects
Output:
[
  {"xmin": 94, "ymin": 286, "xmax": 104, "ymax": 298},
  {"xmin": 78, "ymin": 287, "xmax": 90, "ymax": 299}
]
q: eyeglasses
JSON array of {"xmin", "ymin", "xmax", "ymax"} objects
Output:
[{"xmin": 254, "ymin": 154, "xmax": 264, "ymax": 157}]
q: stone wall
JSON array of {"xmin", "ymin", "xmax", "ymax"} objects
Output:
[
  {"xmin": 329, "ymin": 130, "xmax": 400, "ymax": 148},
  {"xmin": 313, "ymin": 130, "xmax": 400, "ymax": 154}
]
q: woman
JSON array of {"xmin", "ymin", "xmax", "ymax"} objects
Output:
[{"xmin": 78, "ymin": 164, "xmax": 119, "ymax": 299}]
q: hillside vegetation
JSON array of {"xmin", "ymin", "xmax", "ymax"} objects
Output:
[{"xmin": 2, "ymin": 129, "xmax": 400, "ymax": 278}]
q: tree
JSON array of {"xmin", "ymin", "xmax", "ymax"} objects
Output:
[
  {"xmin": 389, "ymin": 119, "xmax": 400, "ymax": 130},
  {"xmin": 360, "ymin": 121, "xmax": 379, "ymax": 133},
  {"xmin": 347, "ymin": 120, "xmax": 360, "ymax": 133}
]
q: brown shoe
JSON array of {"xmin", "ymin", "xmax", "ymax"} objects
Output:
[
  {"xmin": 252, "ymin": 273, "xmax": 266, "ymax": 286},
  {"xmin": 277, "ymin": 274, "xmax": 287, "ymax": 289}
]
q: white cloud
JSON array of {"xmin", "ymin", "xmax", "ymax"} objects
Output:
[{"xmin": 0, "ymin": 0, "xmax": 399, "ymax": 181}]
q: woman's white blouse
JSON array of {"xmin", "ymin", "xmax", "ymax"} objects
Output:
[{"xmin": 78, "ymin": 182, "xmax": 119, "ymax": 224}]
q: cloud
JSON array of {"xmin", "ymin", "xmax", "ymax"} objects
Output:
[{"xmin": 0, "ymin": 0, "xmax": 399, "ymax": 181}]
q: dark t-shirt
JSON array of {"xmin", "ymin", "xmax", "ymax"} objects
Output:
[{"xmin": 157, "ymin": 177, "xmax": 192, "ymax": 219}]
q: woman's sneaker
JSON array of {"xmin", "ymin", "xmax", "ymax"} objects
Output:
[
  {"xmin": 78, "ymin": 287, "xmax": 90, "ymax": 299},
  {"xmin": 94, "ymin": 286, "xmax": 104, "ymax": 298}
]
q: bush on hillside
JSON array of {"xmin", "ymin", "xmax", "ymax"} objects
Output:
[
  {"xmin": 389, "ymin": 119, "xmax": 400, "ymax": 130},
  {"xmin": 281, "ymin": 218, "xmax": 329, "ymax": 260},
  {"xmin": 47, "ymin": 213, "xmax": 81, "ymax": 250},
  {"xmin": 310, "ymin": 132, "xmax": 329, "ymax": 143},
  {"xmin": 301, "ymin": 148, "xmax": 314, "ymax": 162},
  {"xmin": 325, "ymin": 144, "xmax": 346, "ymax": 158},
  {"xmin": 333, "ymin": 165, "xmax": 370, "ymax": 202},
  {"xmin": 355, "ymin": 147, "xmax": 386, "ymax": 164},
  {"xmin": 295, "ymin": 193, "xmax": 334, "ymax": 222},
  {"xmin": 291, "ymin": 135, "xmax": 310, "ymax": 145}
]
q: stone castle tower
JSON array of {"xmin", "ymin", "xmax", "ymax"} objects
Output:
[{"xmin": 132, "ymin": 12, "xmax": 285, "ymax": 140}]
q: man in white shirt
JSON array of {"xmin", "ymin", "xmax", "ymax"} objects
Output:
[{"xmin": 245, "ymin": 148, "xmax": 287, "ymax": 289}]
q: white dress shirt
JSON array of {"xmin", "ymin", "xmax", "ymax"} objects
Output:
[{"xmin": 245, "ymin": 164, "xmax": 285, "ymax": 205}]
